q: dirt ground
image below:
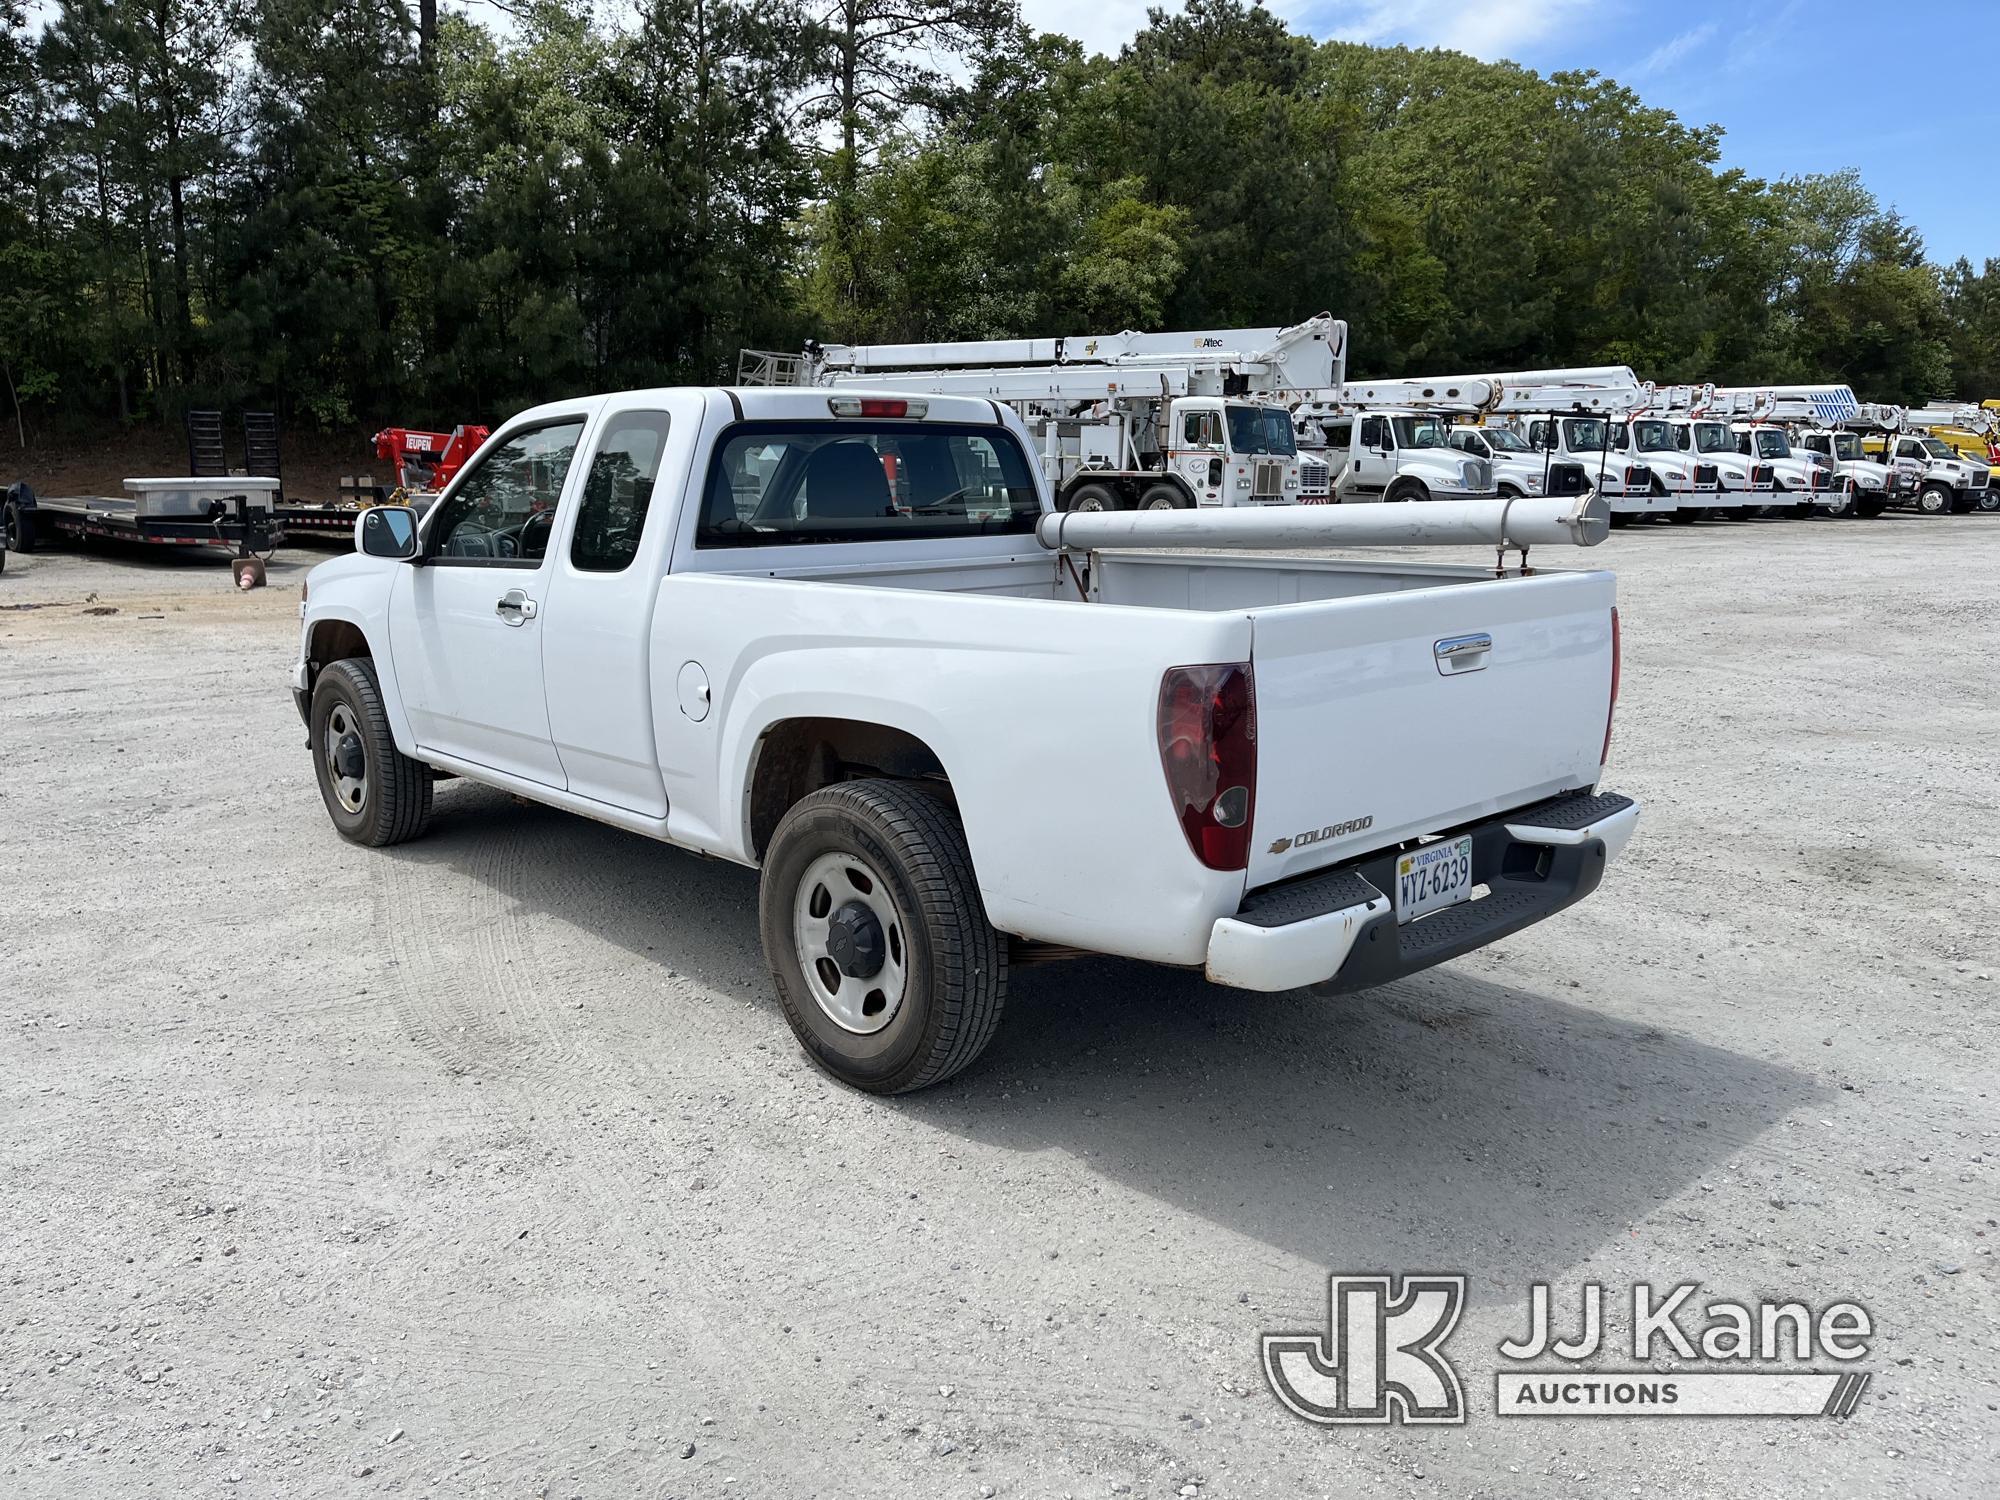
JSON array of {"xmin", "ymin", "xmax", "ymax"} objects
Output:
[{"xmin": 1, "ymin": 514, "xmax": 1994, "ymax": 1499}]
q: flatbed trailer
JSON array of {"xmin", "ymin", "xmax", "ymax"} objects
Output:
[{"xmin": 4, "ymin": 478, "xmax": 283, "ymax": 556}]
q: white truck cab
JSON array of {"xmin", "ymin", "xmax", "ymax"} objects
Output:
[
  {"xmin": 1445, "ymin": 424, "xmax": 1589, "ymax": 500},
  {"xmin": 1879, "ymin": 430, "xmax": 1996, "ymax": 515},
  {"xmin": 1513, "ymin": 414, "xmax": 1668, "ymax": 521},
  {"xmin": 1294, "ymin": 408, "xmax": 1498, "ymax": 504},
  {"xmin": 1732, "ymin": 423, "xmax": 1841, "ymax": 516},
  {"xmin": 1793, "ymin": 428, "xmax": 1906, "ymax": 517},
  {"xmin": 1617, "ymin": 413, "xmax": 1723, "ymax": 521},
  {"xmin": 292, "ymin": 384, "xmax": 1636, "ymax": 1094}
]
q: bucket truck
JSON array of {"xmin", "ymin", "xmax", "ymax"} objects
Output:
[
  {"xmin": 742, "ymin": 317, "xmax": 1345, "ymax": 512},
  {"xmin": 1292, "ymin": 373, "xmax": 1649, "ymax": 508},
  {"xmin": 1845, "ymin": 404, "xmax": 1996, "ymax": 514}
]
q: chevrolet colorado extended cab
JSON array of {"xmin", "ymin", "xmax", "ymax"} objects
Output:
[{"xmin": 292, "ymin": 387, "xmax": 1638, "ymax": 1093}]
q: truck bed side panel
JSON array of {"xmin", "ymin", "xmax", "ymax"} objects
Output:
[{"xmin": 647, "ymin": 575, "xmax": 1254, "ymax": 964}]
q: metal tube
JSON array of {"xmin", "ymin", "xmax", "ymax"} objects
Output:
[{"xmin": 1036, "ymin": 493, "xmax": 1611, "ymax": 552}]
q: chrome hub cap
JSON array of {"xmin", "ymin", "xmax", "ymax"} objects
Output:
[
  {"xmin": 324, "ymin": 704, "xmax": 368, "ymax": 814},
  {"xmin": 793, "ymin": 852, "xmax": 908, "ymax": 1035}
]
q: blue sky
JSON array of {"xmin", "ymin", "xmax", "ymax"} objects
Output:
[{"xmin": 1026, "ymin": 0, "xmax": 2000, "ymax": 267}]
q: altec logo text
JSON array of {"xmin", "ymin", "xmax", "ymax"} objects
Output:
[{"xmin": 1263, "ymin": 1276, "xmax": 1875, "ymax": 1425}]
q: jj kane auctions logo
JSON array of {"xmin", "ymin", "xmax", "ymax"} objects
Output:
[{"xmin": 1263, "ymin": 1276, "xmax": 1874, "ymax": 1424}]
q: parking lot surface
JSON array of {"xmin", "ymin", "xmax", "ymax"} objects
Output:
[{"xmin": 2, "ymin": 516, "xmax": 1995, "ymax": 1498}]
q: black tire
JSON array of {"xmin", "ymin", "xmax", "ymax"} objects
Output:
[
  {"xmin": 1668, "ymin": 506, "xmax": 1706, "ymax": 525},
  {"xmin": 759, "ymin": 779, "xmax": 1007, "ymax": 1095},
  {"xmin": 1856, "ymin": 497, "xmax": 1887, "ymax": 519},
  {"xmin": 1065, "ymin": 482, "xmax": 1120, "ymax": 514},
  {"xmin": 1137, "ymin": 482, "xmax": 1189, "ymax": 511},
  {"xmin": 1385, "ymin": 478, "xmax": 1429, "ymax": 503},
  {"xmin": 1916, "ymin": 483, "xmax": 1952, "ymax": 516},
  {"xmin": 1817, "ymin": 486, "xmax": 1856, "ymax": 518},
  {"xmin": 1977, "ymin": 488, "xmax": 2000, "ymax": 514},
  {"xmin": 1497, "ymin": 483, "xmax": 1523, "ymax": 500},
  {"xmin": 3, "ymin": 495, "xmax": 36, "ymax": 553},
  {"xmin": 310, "ymin": 657, "xmax": 433, "ymax": 847},
  {"xmin": 1608, "ymin": 512, "xmax": 1631, "ymax": 529}
]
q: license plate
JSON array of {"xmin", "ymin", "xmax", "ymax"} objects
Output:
[{"xmin": 1396, "ymin": 837, "xmax": 1474, "ymax": 924}]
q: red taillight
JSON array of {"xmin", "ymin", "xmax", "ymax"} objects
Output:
[
  {"xmin": 859, "ymin": 398, "xmax": 907, "ymax": 417},
  {"xmin": 1601, "ymin": 607, "xmax": 1620, "ymax": 767},
  {"xmin": 1157, "ymin": 663, "xmax": 1257, "ymax": 871}
]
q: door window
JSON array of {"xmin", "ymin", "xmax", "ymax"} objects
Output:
[
  {"xmin": 1359, "ymin": 415, "xmax": 1390, "ymax": 450},
  {"xmin": 1182, "ymin": 411, "xmax": 1221, "ymax": 448},
  {"xmin": 429, "ymin": 420, "xmax": 585, "ymax": 566},
  {"xmin": 572, "ymin": 412, "xmax": 670, "ymax": 573}
]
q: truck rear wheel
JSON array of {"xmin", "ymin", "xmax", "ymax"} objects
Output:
[
  {"xmin": 310, "ymin": 657, "xmax": 434, "ymax": 847},
  {"xmin": 760, "ymin": 779, "xmax": 1007, "ymax": 1095},
  {"xmin": 1066, "ymin": 483, "xmax": 1119, "ymax": 513},
  {"xmin": 1138, "ymin": 483, "xmax": 1188, "ymax": 511}
]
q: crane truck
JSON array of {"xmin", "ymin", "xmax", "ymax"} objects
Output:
[{"xmin": 740, "ymin": 317, "xmax": 1345, "ymax": 512}]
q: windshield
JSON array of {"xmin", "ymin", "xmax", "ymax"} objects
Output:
[
  {"xmin": 1693, "ymin": 422, "xmax": 1733, "ymax": 453},
  {"xmin": 696, "ymin": 421, "xmax": 1041, "ymax": 548},
  {"xmin": 1226, "ymin": 404, "xmax": 1297, "ymax": 457},
  {"xmin": 1390, "ymin": 416, "xmax": 1451, "ymax": 449},
  {"xmin": 1482, "ymin": 426, "xmax": 1532, "ymax": 453},
  {"xmin": 1833, "ymin": 433, "xmax": 1863, "ymax": 460},
  {"xmin": 1632, "ymin": 420, "xmax": 1674, "ymax": 452},
  {"xmin": 1919, "ymin": 437, "xmax": 1955, "ymax": 460},
  {"xmin": 1755, "ymin": 430, "xmax": 1790, "ymax": 458},
  {"xmin": 1563, "ymin": 418, "xmax": 1611, "ymax": 451}
]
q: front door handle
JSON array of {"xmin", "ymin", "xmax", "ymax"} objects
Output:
[{"xmin": 496, "ymin": 588, "xmax": 539, "ymax": 625}]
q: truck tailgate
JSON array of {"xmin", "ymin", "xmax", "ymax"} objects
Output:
[{"xmin": 1246, "ymin": 570, "xmax": 1616, "ymax": 889}]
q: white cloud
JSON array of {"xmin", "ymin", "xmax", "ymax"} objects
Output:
[
  {"xmin": 1635, "ymin": 21, "xmax": 1718, "ymax": 77},
  {"xmin": 1314, "ymin": 0, "xmax": 1607, "ymax": 63}
]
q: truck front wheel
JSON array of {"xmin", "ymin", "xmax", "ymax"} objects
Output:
[
  {"xmin": 1978, "ymin": 488, "xmax": 2000, "ymax": 514},
  {"xmin": 1385, "ymin": 479, "xmax": 1430, "ymax": 504},
  {"xmin": 1916, "ymin": 483, "xmax": 1952, "ymax": 516},
  {"xmin": 310, "ymin": 657, "xmax": 434, "ymax": 847},
  {"xmin": 1138, "ymin": 483, "xmax": 1189, "ymax": 511},
  {"xmin": 760, "ymin": 779, "xmax": 1007, "ymax": 1095}
]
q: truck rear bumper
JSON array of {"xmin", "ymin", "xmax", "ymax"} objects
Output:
[{"xmin": 1204, "ymin": 791, "xmax": 1638, "ymax": 993}]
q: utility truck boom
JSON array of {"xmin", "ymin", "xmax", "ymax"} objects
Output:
[{"xmin": 745, "ymin": 316, "xmax": 1345, "ymax": 512}]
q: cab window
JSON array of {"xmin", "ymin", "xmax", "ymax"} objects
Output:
[
  {"xmin": 696, "ymin": 421, "xmax": 1041, "ymax": 548},
  {"xmin": 428, "ymin": 420, "xmax": 585, "ymax": 566},
  {"xmin": 572, "ymin": 412, "xmax": 670, "ymax": 573}
]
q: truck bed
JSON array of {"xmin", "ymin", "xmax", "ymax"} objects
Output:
[{"xmin": 697, "ymin": 545, "xmax": 1615, "ymax": 894}]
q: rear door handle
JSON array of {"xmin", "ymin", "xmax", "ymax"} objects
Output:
[
  {"xmin": 1435, "ymin": 632, "xmax": 1491, "ymax": 675},
  {"xmin": 496, "ymin": 588, "xmax": 539, "ymax": 625}
]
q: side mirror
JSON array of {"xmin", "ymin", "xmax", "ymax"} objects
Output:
[{"xmin": 358, "ymin": 505, "xmax": 419, "ymax": 560}]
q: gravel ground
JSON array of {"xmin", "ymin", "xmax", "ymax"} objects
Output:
[{"xmin": 2, "ymin": 516, "xmax": 1994, "ymax": 1499}]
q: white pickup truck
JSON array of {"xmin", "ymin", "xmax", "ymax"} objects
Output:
[{"xmin": 292, "ymin": 387, "xmax": 1637, "ymax": 1093}]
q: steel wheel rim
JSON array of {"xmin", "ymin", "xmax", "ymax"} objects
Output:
[
  {"xmin": 793, "ymin": 850, "xmax": 908, "ymax": 1035},
  {"xmin": 1071, "ymin": 494, "xmax": 1107, "ymax": 512},
  {"xmin": 1142, "ymin": 494, "xmax": 1176, "ymax": 511},
  {"xmin": 324, "ymin": 704, "xmax": 367, "ymax": 814}
]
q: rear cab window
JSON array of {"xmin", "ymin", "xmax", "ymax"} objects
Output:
[{"xmin": 696, "ymin": 421, "xmax": 1041, "ymax": 548}]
